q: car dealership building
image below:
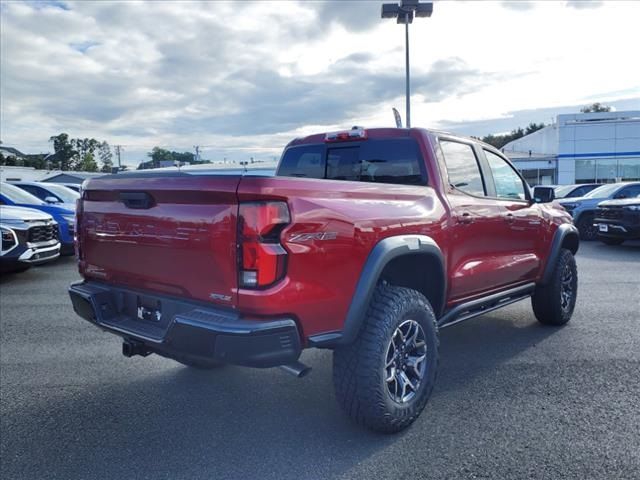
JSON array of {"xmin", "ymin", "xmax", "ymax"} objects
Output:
[{"xmin": 502, "ymin": 110, "xmax": 640, "ymax": 186}]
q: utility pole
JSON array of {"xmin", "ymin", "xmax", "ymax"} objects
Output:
[{"xmin": 114, "ymin": 145, "xmax": 123, "ymax": 170}]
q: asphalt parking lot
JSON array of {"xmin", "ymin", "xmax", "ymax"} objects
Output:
[{"xmin": 1, "ymin": 241, "xmax": 639, "ymax": 480}]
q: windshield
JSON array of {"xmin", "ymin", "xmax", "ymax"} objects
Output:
[
  {"xmin": 554, "ymin": 185, "xmax": 575, "ymax": 198},
  {"xmin": 0, "ymin": 183, "xmax": 45, "ymax": 205},
  {"xmin": 43, "ymin": 183, "xmax": 80, "ymax": 203},
  {"xmin": 583, "ymin": 183, "xmax": 622, "ymax": 198}
]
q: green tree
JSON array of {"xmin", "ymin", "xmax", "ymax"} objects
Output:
[
  {"xmin": 146, "ymin": 147, "xmax": 173, "ymax": 168},
  {"xmin": 525, "ymin": 122, "xmax": 546, "ymax": 135},
  {"xmin": 23, "ymin": 154, "xmax": 47, "ymax": 169},
  {"xmin": 71, "ymin": 138, "xmax": 100, "ymax": 170},
  {"xmin": 49, "ymin": 133, "xmax": 77, "ymax": 170},
  {"xmin": 480, "ymin": 123, "xmax": 546, "ymax": 150},
  {"xmin": 173, "ymin": 151, "xmax": 195, "ymax": 164},
  {"xmin": 76, "ymin": 153, "xmax": 99, "ymax": 172},
  {"xmin": 2, "ymin": 155, "xmax": 17, "ymax": 166},
  {"xmin": 580, "ymin": 102, "xmax": 611, "ymax": 113},
  {"xmin": 98, "ymin": 141, "xmax": 114, "ymax": 173}
]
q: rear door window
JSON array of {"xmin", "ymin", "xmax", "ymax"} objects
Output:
[
  {"xmin": 19, "ymin": 185, "xmax": 46, "ymax": 200},
  {"xmin": 439, "ymin": 140, "xmax": 486, "ymax": 196},
  {"xmin": 617, "ymin": 184, "xmax": 640, "ymax": 198},
  {"xmin": 277, "ymin": 139, "xmax": 426, "ymax": 185}
]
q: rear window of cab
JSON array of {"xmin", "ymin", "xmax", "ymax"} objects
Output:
[{"xmin": 277, "ymin": 138, "xmax": 427, "ymax": 186}]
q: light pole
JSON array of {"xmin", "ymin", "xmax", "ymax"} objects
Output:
[{"xmin": 381, "ymin": 0, "xmax": 433, "ymax": 128}]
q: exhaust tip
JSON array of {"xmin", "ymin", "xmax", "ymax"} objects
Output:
[{"xmin": 279, "ymin": 361, "xmax": 312, "ymax": 378}]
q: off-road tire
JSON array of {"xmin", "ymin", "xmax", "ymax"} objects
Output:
[
  {"xmin": 577, "ymin": 212, "xmax": 597, "ymax": 241},
  {"xmin": 532, "ymin": 248, "xmax": 578, "ymax": 326},
  {"xmin": 600, "ymin": 237, "xmax": 625, "ymax": 246},
  {"xmin": 333, "ymin": 284, "xmax": 439, "ymax": 433}
]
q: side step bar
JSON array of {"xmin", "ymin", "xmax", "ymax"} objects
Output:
[{"xmin": 438, "ymin": 283, "xmax": 536, "ymax": 329}]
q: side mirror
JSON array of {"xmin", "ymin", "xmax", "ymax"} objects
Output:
[
  {"xmin": 533, "ymin": 186, "xmax": 555, "ymax": 203},
  {"xmin": 44, "ymin": 196, "xmax": 60, "ymax": 204}
]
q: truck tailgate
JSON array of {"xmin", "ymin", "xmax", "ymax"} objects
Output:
[{"xmin": 79, "ymin": 174, "xmax": 240, "ymax": 307}]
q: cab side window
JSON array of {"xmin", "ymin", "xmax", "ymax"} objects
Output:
[
  {"xmin": 439, "ymin": 140, "xmax": 485, "ymax": 196},
  {"xmin": 19, "ymin": 185, "xmax": 45, "ymax": 200},
  {"xmin": 616, "ymin": 184, "xmax": 640, "ymax": 199},
  {"xmin": 484, "ymin": 149, "xmax": 527, "ymax": 200}
]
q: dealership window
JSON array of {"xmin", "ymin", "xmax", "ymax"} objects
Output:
[
  {"xmin": 520, "ymin": 169, "xmax": 556, "ymax": 186},
  {"xmin": 618, "ymin": 158, "xmax": 640, "ymax": 181},
  {"xmin": 576, "ymin": 158, "xmax": 640, "ymax": 183}
]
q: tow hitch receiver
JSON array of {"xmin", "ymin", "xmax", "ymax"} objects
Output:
[{"xmin": 122, "ymin": 340, "xmax": 151, "ymax": 358}]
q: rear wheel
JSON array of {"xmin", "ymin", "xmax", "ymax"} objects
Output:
[
  {"xmin": 577, "ymin": 213, "xmax": 597, "ymax": 241},
  {"xmin": 600, "ymin": 237, "xmax": 624, "ymax": 246},
  {"xmin": 333, "ymin": 284, "xmax": 439, "ymax": 433},
  {"xmin": 532, "ymin": 249, "xmax": 578, "ymax": 326}
]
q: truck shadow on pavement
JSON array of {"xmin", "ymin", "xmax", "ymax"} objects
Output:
[{"xmin": 3, "ymin": 308, "xmax": 559, "ymax": 480}]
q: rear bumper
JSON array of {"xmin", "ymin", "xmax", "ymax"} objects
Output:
[{"xmin": 68, "ymin": 281, "xmax": 302, "ymax": 368}]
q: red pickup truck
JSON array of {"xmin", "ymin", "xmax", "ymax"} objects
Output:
[{"xmin": 69, "ymin": 127, "xmax": 579, "ymax": 432}]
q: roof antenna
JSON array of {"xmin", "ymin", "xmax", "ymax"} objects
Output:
[{"xmin": 392, "ymin": 107, "xmax": 403, "ymax": 128}]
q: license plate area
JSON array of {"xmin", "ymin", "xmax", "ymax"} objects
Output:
[
  {"xmin": 137, "ymin": 297, "xmax": 162, "ymax": 323},
  {"xmin": 599, "ymin": 224, "xmax": 608, "ymax": 232}
]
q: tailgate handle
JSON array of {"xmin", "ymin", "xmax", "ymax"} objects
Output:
[{"xmin": 120, "ymin": 192, "xmax": 154, "ymax": 209}]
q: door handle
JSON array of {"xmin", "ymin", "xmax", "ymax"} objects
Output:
[
  {"xmin": 457, "ymin": 212, "xmax": 473, "ymax": 224},
  {"xmin": 504, "ymin": 213, "xmax": 515, "ymax": 224}
]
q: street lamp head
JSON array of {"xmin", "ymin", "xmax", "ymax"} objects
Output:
[
  {"xmin": 381, "ymin": 3, "xmax": 400, "ymax": 18},
  {"xmin": 381, "ymin": 1, "xmax": 432, "ymax": 22},
  {"xmin": 414, "ymin": 3, "xmax": 433, "ymax": 17}
]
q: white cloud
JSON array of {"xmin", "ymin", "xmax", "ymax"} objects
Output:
[{"xmin": 1, "ymin": 0, "xmax": 639, "ymax": 167}]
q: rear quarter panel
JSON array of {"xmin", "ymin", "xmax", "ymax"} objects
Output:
[{"xmin": 237, "ymin": 162, "xmax": 447, "ymax": 338}]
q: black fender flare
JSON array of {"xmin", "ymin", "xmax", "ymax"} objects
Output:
[
  {"xmin": 541, "ymin": 223, "xmax": 579, "ymax": 285},
  {"xmin": 310, "ymin": 235, "xmax": 445, "ymax": 348}
]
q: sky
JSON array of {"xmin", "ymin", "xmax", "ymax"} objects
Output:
[{"xmin": 1, "ymin": 0, "xmax": 639, "ymax": 167}]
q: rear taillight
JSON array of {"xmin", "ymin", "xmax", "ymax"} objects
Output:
[
  {"xmin": 238, "ymin": 201, "xmax": 290, "ymax": 288},
  {"xmin": 75, "ymin": 196, "xmax": 83, "ymax": 260}
]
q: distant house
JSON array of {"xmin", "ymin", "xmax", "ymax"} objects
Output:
[
  {"xmin": 41, "ymin": 172, "xmax": 105, "ymax": 185},
  {"xmin": 0, "ymin": 146, "xmax": 26, "ymax": 160}
]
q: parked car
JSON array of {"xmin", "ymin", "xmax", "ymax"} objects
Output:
[
  {"xmin": 554, "ymin": 183, "xmax": 601, "ymax": 199},
  {"xmin": 69, "ymin": 127, "xmax": 579, "ymax": 433},
  {"xmin": 557, "ymin": 182, "xmax": 640, "ymax": 240},
  {"xmin": 0, "ymin": 182, "xmax": 75, "ymax": 255},
  {"xmin": 594, "ymin": 194, "xmax": 640, "ymax": 245},
  {"xmin": 1, "ymin": 205, "xmax": 60, "ymax": 273},
  {"xmin": 52, "ymin": 182, "xmax": 82, "ymax": 193},
  {"xmin": 10, "ymin": 181, "xmax": 79, "ymax": 206}
]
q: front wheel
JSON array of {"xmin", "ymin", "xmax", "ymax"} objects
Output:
[
  {"xmin": 333, "ymin": 285, "xmax": 439, "ymax": 433},
  {"xmin": 532, "ymin": 248, "xmax": 578, "ymax": 326},
  {"xmin": 577, "ymin": 213, "xmax": 597, "ymax": 241}
]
